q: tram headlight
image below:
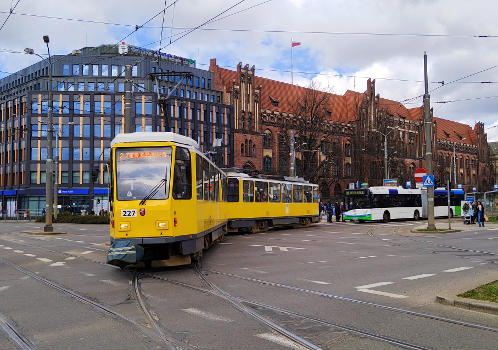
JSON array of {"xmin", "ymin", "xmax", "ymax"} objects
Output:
[
  {"xmin": 119, "ymin": 222, "xmax": 130, "ymax": 231},
  {"xmin": 156, "ymin": 221, "xmax": 168, "ymax": 229}
]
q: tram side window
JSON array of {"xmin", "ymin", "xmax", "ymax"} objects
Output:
[
  {"xmin": 312, "ymin": 187, "xmax": 318, "ymax": 202},
  {"xmin": 196, "ymin": 154, "xmax": 203, "ymax": 200},
  {"xmin": 282, "ymin": 184, "xmax": 292, "ymax": 203},
  {"xmin": 227, "ymin": 178, "xmax": 239, "ymax": 202},
  {"xmin": 293, "ymin": 185, "xmax": 303, "ymax": 203},
  {"xmin": 269, "ymin": 183, "xmax": 281, "ymax": 203},
  {"xmin": 209, "ymin": 165, "xmax": 216, "ymax": 201},
  {"xmin": 203, "ymin": 159, "xmax": 209, "ymax": 200},
  {"xmin": 304, "ymin": 186, "xmax": 312, "ymax": 203},
  {"xmin": 243, "ymin": 180, "xmax": 254, "ymax": 202},
  {"xmin": 214, "ymin": 172, "xmax": 220, "ymax": 201},
  {"xmin": 255, "ymin": 181, "xmax": 268, "ymax": 202},
  {"xmin": 172, "ymin": 147, "xmax": 192, "ymax": 199}
]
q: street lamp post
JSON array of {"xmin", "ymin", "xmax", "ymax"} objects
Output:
[
  {"xmin": 25, "ymin": 36, "xmax": 53, "ymax": 232},
  {"xmin": 372, "ymin": 128, "xmax": 396, "ymax": 180},
  {"xmin": 452, "ymin": 138, "xmax": 466, "ymax": 189}
]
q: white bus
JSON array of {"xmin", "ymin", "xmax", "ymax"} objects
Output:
[{"xmin": 343, "ymin": 187, "xmax": 465, "ymax": 222}]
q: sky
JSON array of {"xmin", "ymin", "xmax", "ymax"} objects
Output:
[{"xmin": 1, "ymin": 0, "xmax": 497, "ymax": 141}]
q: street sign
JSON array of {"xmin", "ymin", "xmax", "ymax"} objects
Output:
[
  {"xmin": 457, "ymin": 184, "xmax": 463, "ymax": 189},
  {"xmin": 422, "ymin": 175, "xmax": 434, "ymax": 187},
  {"xmin": 406, "ymin": 181, "xmax": 411, "ymax": 188},
  {"xmin": 383, "ymin": 179, "xmax": 398, "ymax": 187},
  {"xmin": 118, "ymin": 42, "xmax": 128, "ymax": 54},
  {"xmin": 414, "ymin": 168, "xmax": 426, "ymax": 182},
  {"xmin": 494, "ymin": 184, "xmax": 498, "ymax": 191}
]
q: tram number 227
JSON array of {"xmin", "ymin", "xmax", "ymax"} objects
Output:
[{"xmin": 121, "ymin": 209, "xmax": 137, "ymax": 217}]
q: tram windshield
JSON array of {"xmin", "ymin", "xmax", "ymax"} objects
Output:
[
  {"xmin": 115, "ymin": 147, "xmax": 172, "ymax": 201},
  {"xmin": 344, "ymin": 189, "xmax": 371, "ymax": 210}
]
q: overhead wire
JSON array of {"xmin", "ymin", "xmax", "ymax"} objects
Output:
[{"xmin": 0, "ymin": 0, "xmax": 21, "ymax": 32}]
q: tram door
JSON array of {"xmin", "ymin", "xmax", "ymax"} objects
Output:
[{"xmin": 171, "ymin": 147, "xmax": 193, "ymax": 235}]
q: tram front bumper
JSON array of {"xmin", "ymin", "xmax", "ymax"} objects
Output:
[{"xmin": 107, "ymin": 240, "xmax": 145, "ymax": 267}]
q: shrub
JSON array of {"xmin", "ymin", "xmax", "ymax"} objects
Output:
[{"xmin": 36, "ymin": 212, "xmax": 110, "ymax": 224}]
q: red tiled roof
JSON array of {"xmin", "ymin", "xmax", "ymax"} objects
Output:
[
  {"xmin": 210, "ymin": 60, "xmax": 479, "ymax": 146},
  {"xmin": 434, "ymin": 117, "xmax": 475, "ymax": 145}
]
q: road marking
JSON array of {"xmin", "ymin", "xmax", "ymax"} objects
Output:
[
  {"xmin": 241, "ymin": 267, "xmax": 267, "ymax": 274},
  {"xmin": 0, "ymin": 286, "xmax": 10, "ymax": 292},
  {"xmin": 79, "ymin": 229, "xmax": 87, "ymax": 231},
  {"xmin": 182, "ymin": 308, "xmax": 233, "ymax": 322},
  {"xmin": 357, "ymin": 257, "xmax": 368, "ymax": 259},
  {"xmin": 402, "ymin": 274, "xmax": 435, "ymax": 280},
  {"xmin": 351, "ymin": 232, "xmax": 365, "ymax": 235},
  {"xmin": 65, "ymin": 257, "xmax": 76, "ymax": 261},
  {"xmin": 13, "ymin": 250, "xmax": 23, "ymax": 253},
  {"xmin": 307, "ymin": 261, "xmax": 315, "ymax": 264},
  {"xmin": 487, "ymin": 237, "xmax": 498, "ymax": 240},
  {"xmin": 75, "ymin": 240, "xmax": 85, "ymax": 243},
  {"xmin": 381, "ymin": 238, "xmax": 391, "ymax": 241},
  {"xmin": 357, "ymin": 288, "xmax": 408, "ymax": 299},
  {"xmin": 337, "ymin": 242, "xmax": 357, "ymax": 245},
  {"xmin": 305, "ymin": 279, "xmax": 331, "ymax": 285},
  {"xmin": 443, "ymin": 267, "xmax": 473, "ymax": 273},
  {"xmin": 36, "ymin": 258, "xmax": 52, "ymax": 263},
  {"xmin": 356, "ymin": 282, "xmax": 393, "ymax": 289},
  {"xmin": 49, "ymin": 262, "xmax": 66, "ymax": 267},
  {"xmin": 264, "ymin": 246, "xmax": 306, "ymax": 252},
  {"xmin": 301, "ymin": 239, "xmax": 311, "ymax": 242},
  {"xmin": 219, "ymin": 242, "xmax": 232, "ymax": 245},
  {"xmin": 250, "ymin": 244, "xmax": 263, "ymax": 247},
  {"xmin": 100, "ymin": 279, "xmax": 124, "ymax": 287},
  {"xmin": 368, "ymin": 255, "xmax": 377, "ymax": 258},
  {"xmin": 318, "ymin": 260, "xmax": 328, "ymax": 263},
  {"xmin": 81, "ymin": 272, "xmax": 96, "ymax": 277},
  {"xmin": 24, "ymin": 253, "xmax": 35, "ymax": 257},
  {"xmin": 387, "ymin": 254, "xmax": 397, "ymax": 257},
  {"xmin": 256, "ymin": 333, "xmax": 306, "ymax": 350},
  {"xmin": 80, "ymin": 251, "xmax": 94, "ymax": 255},
  {"xmin": 3, "ymin": 247, "xmax": 12, "ymax": 250}
]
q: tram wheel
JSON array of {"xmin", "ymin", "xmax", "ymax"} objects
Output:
[{"xmin": 414, "ymin": 210, "xmax": 420, "ymax": 221}]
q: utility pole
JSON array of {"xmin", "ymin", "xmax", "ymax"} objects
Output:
[
  {"xmin": 53, "ymin": 132, "xmax": 58, "ymax": 219},
  {"xmin": 289, "ymin": 131, "xmax": 296, "ymax": 177},
  {"xmin": 44, "ymin": 35, "xmax": 54, "ymax": 233},
  {"xmin": 447, "ymin": 179, "xmax": 451, "ymax": 230},
  {"xmin": 124, "ymin": 65, "xmax": 133, "ymax": 133},
  {"xmin": 384, "ymin": 135, "xmax": 388, "ymax": 180},
  {"xmin": 423, "ymin": 52, "xmax": 436, "ymax": 230}
]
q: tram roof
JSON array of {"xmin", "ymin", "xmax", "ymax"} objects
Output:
[{"xmin": 111, "ymin": 132, "xmax": 199, "ymax": 149}]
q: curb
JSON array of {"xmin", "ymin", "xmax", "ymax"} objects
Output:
[
  {"xmin": 20, "ymin": 230, "xmax": 66, "ymax": 235},
  {"xmin": 410, "ymin": 228, "xmax": 461, "ymax": 234},
  {"xmin": 436, "ymin": 295, "xmax": 498, "ymax": 315}
]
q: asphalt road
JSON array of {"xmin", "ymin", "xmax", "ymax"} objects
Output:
[{"xmin": 0, "ymin": 219, "xmax": 496, "ymax": 350}]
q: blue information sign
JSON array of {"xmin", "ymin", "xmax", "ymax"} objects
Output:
[{"xmin": 422, "ymin": 175, "xmax": 434, "ymax": 187}]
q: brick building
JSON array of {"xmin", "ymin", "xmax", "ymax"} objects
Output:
[{"xmin": 210, "ymin": 59, "xmax": 494, "ymax": 199}]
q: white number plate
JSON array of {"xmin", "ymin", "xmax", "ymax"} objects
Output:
[{"xmin": 121, "ymin": 209, "xmax": 137, "ymax": 217}]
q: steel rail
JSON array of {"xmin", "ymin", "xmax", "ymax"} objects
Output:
[
  {"xmin": 144, "ymin": 272, "xmax": 434, "ymax": 350},
  {"xmin": 207, "ymin": 270, "xmax": 498, "ymax": 333},
  {"xmin": 0, "ymin": 312, "xmax": 36, "ymax": 350}
]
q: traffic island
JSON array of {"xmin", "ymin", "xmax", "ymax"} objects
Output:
[
  {"xmin": 437, "ymin": 281, "xmax": 498, "ymax": 315},
  {"xmin": 20, "ymin": 230, "xmax": 66, "ymax": 235},
  {"xmin": 411, "ymin": 227, "xmax": 460, "ymax": 234}
]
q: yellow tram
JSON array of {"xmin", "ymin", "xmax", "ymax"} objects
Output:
[
  {"xmin": 107, "ymin": 132, "xmax": 227, "ymax": 267},
  {"xmin": 107, "ymin": 132, "xmax": 319, "ymax": 268},
  {"xmin": 224, "ymin": 172, "xmax": 320, "ymax": 233}
]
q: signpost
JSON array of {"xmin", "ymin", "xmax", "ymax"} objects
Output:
[
  {"xmin": 422, "ymin": 175, "xmax": 435, "ymax": 188},
  {"xmin": 383, "ymin": 179, "xmax": 398, "ymax": 187},
  {"xmin": 414, "ymin": 168, "xmax": 426, "ymax": 183}
]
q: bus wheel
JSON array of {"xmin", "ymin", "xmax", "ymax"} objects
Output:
[
  {"xmin": 383, "ymin": 211, "xmax": 390, "ymax": 223},
  {"xmin": 414, "ymin": 210, "xmax": 420, "ymax": 221}
]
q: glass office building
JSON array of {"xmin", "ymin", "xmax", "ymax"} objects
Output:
[{"xmin": 0, "ymin": 44, "xmax": 233, "ymax": 217}]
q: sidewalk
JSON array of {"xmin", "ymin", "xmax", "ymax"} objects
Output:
[{"xmin": 406, "ymin": 218, "xmax": 497, "ymax": 234}]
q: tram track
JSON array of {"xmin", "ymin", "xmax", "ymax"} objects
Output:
[
  {"xmin": 0, "ymin": 311, "xmax": 36, "ymax": 350},
  {"xmin": 206, "ymin": 269, "xmax": 498, "ymax": 333},
  {"xmin": 142, "ymin": 269, "xmax": 437, "ymax": 350}
]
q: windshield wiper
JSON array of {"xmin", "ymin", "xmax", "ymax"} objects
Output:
[{"xmin": 139, "ymin": 178, "xmax": 166, "ymax": 206}]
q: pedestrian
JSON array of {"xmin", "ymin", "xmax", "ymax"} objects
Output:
[
  {"xmin": 477, "ymin": 201, "xmax": 484, "ymax": 227},
  {"xmin": 471, "ymin": 201, "xmax": 478, "ymax": 224},
  {"xmin": 319, "ymin": 201, "xmax": 324, "ymax": 220},
  {"xmin": 26, "ymin": 208, "xmax": 30, "ymax": 221},
  {"xmin": 42, "ymin": 208, "xmax": 46, "ymax": 216},
  {"xmin": 334, "ymin": 201, "xmax": 341, "ymax": 222},
  {"xmin": 327, "ymin": 202, "xmax": 333, "ymax": 223},
  {"xmin": 340, "ymin": 202, "xmax": 345, "ymax": 222}
]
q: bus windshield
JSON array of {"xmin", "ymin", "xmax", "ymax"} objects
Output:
[
  {"xmin": 345, "ymin": 189, "xmax": 371, "ymax": 210},
  {"xmin": 115, "ymin": 147, "xmax": 172, "ymax": 201}
]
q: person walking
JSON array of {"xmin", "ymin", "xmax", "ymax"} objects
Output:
[
  {"xmin": 477, "ymin": 201, "xmax": 484, "ymax": 227},
  {"xmin": 334, "ymin": 201, "xmax": 341, "ymax": 222},
  {"xmin": 319, "ymin": 201, "xmax": 325, "ymax": 221},
  {"xmin": 471, "ymin": 201, "xmax": 478, "ymax": 224},
  {"xmin": 25, "ymin": 208, "xmax": 30, "ymax": 221},
  {"xmin": 327, "ymin": 202, "xmax": 333, "ymax": 223},
  {"xmin": 340, "ymin": 202, "xmax": 345, "ymax": 222}
]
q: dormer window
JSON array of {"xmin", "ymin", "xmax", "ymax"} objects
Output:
[
  {"xmin": 325, "ymin": 108, "xmax": 332, "ymax": 117},
  {"xmin": 269, "ymin": 95, "xmax": 279, "ymax": 107},
  {"xmin": 443, "ymin": 131, "xmax": 450, "ymax": 138}
]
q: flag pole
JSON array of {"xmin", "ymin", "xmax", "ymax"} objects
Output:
[{"xmin": 290, "ymin": 37, "xmax": 294, "ymax": 85}]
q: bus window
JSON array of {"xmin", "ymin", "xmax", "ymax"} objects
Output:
[
  {"xmin": 269, "ymin": 183, "xmax": 281, "ymax": 203},
  {"xmin": 196, "ymin": 154, "xmax": 202, "ymax": 200},
  {"xmin": 203, "ymin": 159, "xmax": 209, "ymax": 200},
  {"xmin": 227, "ymin": 178, "xmax": 239, "ymax": 202},
  {"xmin": 255, "ymin": 181, "xmax": 268, "ymax": 202},
  {"xmin": 243, "ymin": 180, "xmax": 254, "ymax": 202},
  {"xmin": 293, "ymin": 185, "xmax": 303, "ymax": 203},
  {"xmin": 282, "ymin": 184, "xmax": 292, "ymax": 203},
  {"xmin": 172, "ymin": 147, "xmax": 192, "ymax": 199},
  {"xmin": 304, "ymin": 186, "xmax": 312, "ymax": 203}
]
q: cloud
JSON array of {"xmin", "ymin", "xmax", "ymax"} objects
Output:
[{"xmin": 1, "ymin": 0, "xmax": 496, "ymax": 140}]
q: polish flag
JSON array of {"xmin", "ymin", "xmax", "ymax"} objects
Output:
[{"xmin": 291, "ymin": 41, "xmax": 301, "ymax": 47}]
